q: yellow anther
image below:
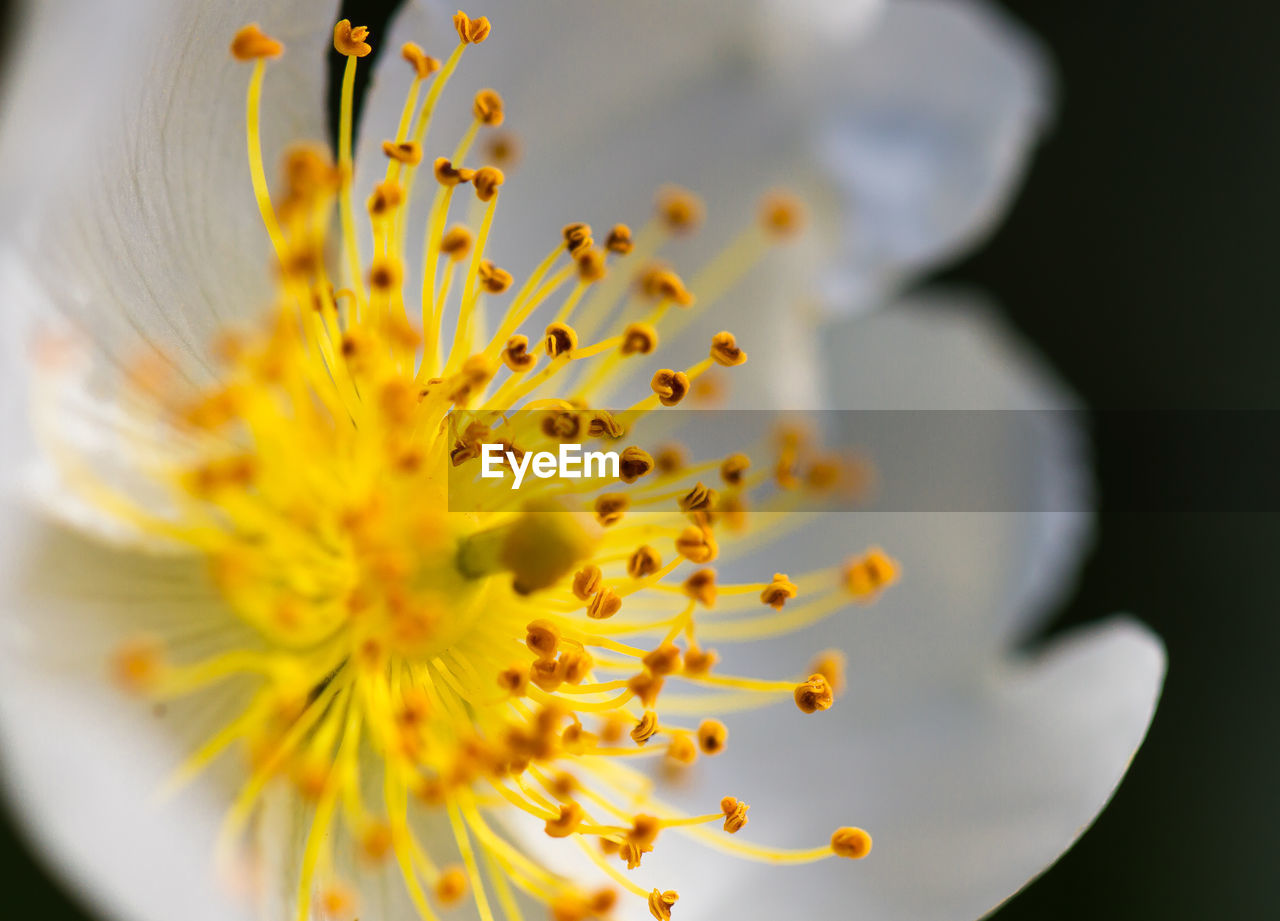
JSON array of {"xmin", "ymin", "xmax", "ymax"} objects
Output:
[
  {"xmin": 618, "ymin": 447, "xmax": 655, "ymax": 483},
  {"xmin": 760, "ymin": 572, "xmax": 798, "ymax": 610},
  {"xmin": 497, "ymin": 665, "xmax": 529, "ymax": 696},
  {"xmin": 843, "ymin": 546, "xmax": 899, "ymax": 599},
  {"xmin": 682, "ymin": 568, "xmax": 717, "ymax": 607},
  {"xmin": 675, "ymin": 525, "xmax": 717, "ymax": 563},
  {"xmin": 587, "ymin": 587, "xmax": 622, "ymax": 620},
  {"xmin": 576, "ymin": 248, "xmax": 608, "ymax": 283},
  {"xmin": 319, "ymin": 884, "xmax": 356, "ymax": 918},
  {"xmin": 759, "ymin": 191, "xmax": 807, "ymax": 240},
  {"xmin": 473, "ymin": 88, "xmax": 505, "ymax": 125},
  {"xmin": 531, "ymin": 657, "xmax": 563, "ymax": 692},
  {"xmin": 367, "ymin": 179, "xmax": 404, "ymax": 218},
  {"xmin": 280, "ymin": 242, "xmax": 322, "ymax": 278},
  {"xmin": 453, "ymin": 10, "xmax": 493, "ymax": 44},
  {"xmin": 435, "ymin": 866, "xmax": 469, "ymax": 904},
  {"xmin": 655, "ymin": 444, "xmax": 686, "ymax": 474},
  {"xmin": 587, "ymin": 411, "xmax": 625, "ymax": 439},
  {"xmin": 526, "ymin": 619, "xmax": 560, "ymax": 660},
  {"xmin": 550, "ymin": 892, "xmax": 590, "ymax": 921},
  {"xmin": 651, "ymin": 369, "xmax": 690, "ymax": 406},
  {"xmin": 627, "ymin": 671, "xmax": 664, "ymax": 708},
  {"xmin": 627, "ymin": 545, "xmax": 663, "ymax": 579},
  {"xmin": 187, "ymin": 454, "xmax": 257, "ymax": 496},
  {"xmin": 501, "ymin": 335, "xmax": 536, "ymax": 371},
  {"xmin": 441, "ymin": 224, "xmax": 474, "ymax": 260},
  {"xmin": 590, "ymin": 889, "xmax": 619, "ymax": 916},
  {"xmin": 542, "ymin": 411, "xmax": 581, "ymax": 440},
  {"xmin": 656, "ymin": 185, "xmax": 703, "ymax": 234},
  {"xmin": 110, "ymin": 636, "xmax": 164, "ymax": 693},
  {"xmin": 572, "ymin": 564, "xmax": 603, "ymax": 600},
  {"xmin": 434, "ymin": 157, "xmax": 475, "ymax": 186},
  {"xmin": 690, "ymin": 372, "xmax": 726, "ymax": 407},
  {"xmin": 648, "ymin": 889, "xmax": 679, "ymax": 921},
  {"xmin": 545, "ymin": 802, "xmax": 584, "ymax": 838},
  {"xmin": 292, "ymin": 758, "xmax": 331, "ymax": 800},
  {"xmin": 359, "ymin": 821, "xmax": 393, "ymax": 863},
  {"xmin": 621, "ymin": 322, "xmax": 658, "ymax": 356},
  {"xmin": 415, "ymin": 777, "xmax": 447, "ymax": 805},
  {"xmin": 369, "ymin": 256, "xmax": 403, "ymax": 291},
  {"xmin": 562, "ymin": 222, "xmax": 594, "ymax": 256},
  {"xmin": 697, "ymin": 719, "xmax": 727, "ymax": 755},
  {"xmin": 549, "ymin": 771, "xmax": 578, "ymax": 798},
  {"xmin": 794, "ymin": 674, "xmax": 834, "ymax": 714},
  {"xmin": 643, "ymin": 643, "xmax": 682, "ymax": 677},
  {"xmin": 486, "ymin": 130, "xmax": 522, "ymax": 168},
  {"xmin": 340, "ymin": 330, "xmax": 363, "ymax": 360},
  {"xmin": 558, "ymin": 648, "xmax": 594, "ymax": 684},
  {"xmin": 545, "ymin": 322, "xmax": 579, "ymax": 358},
  {"xmin": 631, "ymin": 711, "xmax": 659, "ymax": 745},
  {"xmin": 809, "ymin": 649, "xmax": 846, "ymax": 695},
  {"xmin": 478, "ymin": 260, "xmax": 514, "ymax": 293},
  {"xmin": 401, "ymin": 41, "xmax": 440, "ymax": 78},
  {"xmin": 629, "ymin": 814, "xmax": 661, "ymax": 848},
  {"xmin": 719, "ymin": 453, "xmax": 750, "ymax": 486},
  {"xmin": 683, "ymin": 644, "xmax": 718, "ymax": 675},
  {"xmin": 642, "ymin": 267, "xmax": 695, "ymax": 306},
  {"xmin": 558, "ymin": 719, "xmax": 593, "ymax": 752},
  {"xmin": 667, "ymin": 735, "xmax": 698, "ymax": 764},
  {"xmin": 333, "ymin": 19, "xmax": 372, "ymax": 57},
  {"xmin": 449, "ymin": 354, "xmax": 497, "ymax": 404},
  {"xmin": 805, "ymin": 455, "xmax": 848, "ymax": 492},
  {"xmin": 280, "ymin": 144, "xmax": 337, "ymax": 202},
  {"xmin": 605, "ymin": 224, "xmax": 634, "ymax": 254},
  {"xmin": 622, "ymin": 841, "xmax": 654, "ymax": 870},
  {"xmin": 230, "ymin": 23, "xmax": 283, "ymax": 60},
  {"xmin": 473, "ymin": 165, "xmax": 505, "ymax": 201},
  {"xmin": 593, "ymin": 493, "xmax": 629, "ymax": 527},
  {"xmin": 379, "ymin": 378, "xmax": 418, "ymax": 425},
  {"xmin": 710, "ymin": 331, "xmax": 747, "ymax": 366},
  {"xmin": 720, "ymin": 796, "xmax": 750, "ymax": 833},
  {"xmin": 831, "ymin": 827, "xmax": 873, "ymax": 859},
  {"xmin": 381, "ymin": 139, "xmax": 422, "ymax": 164},
  {"xmin": 677, "ymin": 481, "xmax": 716, "ymax": 514}
]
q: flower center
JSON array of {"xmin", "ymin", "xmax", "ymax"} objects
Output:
[{"xmin": 85, "ymin": 13, "xmax": 903, "ymax": 921}]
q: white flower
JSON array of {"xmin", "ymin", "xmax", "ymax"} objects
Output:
[{"xmin": 0, "ymin": 3, "xmax": 1162, "ymax": 921}]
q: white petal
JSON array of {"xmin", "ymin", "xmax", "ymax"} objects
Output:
[
  {"xmin": 0, "ymin": 462, "xmax": 282, "ymax": 916},
  {"xmin": 813, "ymin": 0, "xmax": 1053, "ymax": 312},
  {"xmin": 0, "ymin": 664, "xmax": 247, "ymax": 921},
  {"xmin": 0, "ymin": 513, "xmax": 256, "ymax": 921},
  {"xmin": 811, "ymin": 290, "xmax": 1092, "ymax": 649},
  {"xmin": 0, "ymin": 0, "xmax": 338, "ymax": 381},
  {"xmin": 752, "ymin": 0, "xmax": 886, "ymax": 53},
  {"xmin": 642, "ymin": 619, "xmax": 1164, "ymax": 921}
]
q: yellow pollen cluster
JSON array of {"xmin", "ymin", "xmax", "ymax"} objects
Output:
[{"xmin": 60, "ymin": 13, "xmax": 898, "ymax": 921}]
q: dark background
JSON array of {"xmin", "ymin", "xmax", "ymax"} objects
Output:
[{"xmin": 3, "ymin": 0, "xmax": 1276, "ymax": 918}]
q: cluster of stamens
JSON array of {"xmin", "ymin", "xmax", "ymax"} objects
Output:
[{"xmin": 77, "ymin": 12, "xmax": 905, "ymax": 921}]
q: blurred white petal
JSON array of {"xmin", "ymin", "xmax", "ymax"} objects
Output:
[
  {"xmin": 817, "ymin": 290, "xmax": 1091, "ymax": 650},
  {"xmin": 815, "ymin": 0, "xmax": 1053, "ymax": 312},
  {"xmin": 0, "ymin": 514, "xmax": 254, "ymax": 921}
]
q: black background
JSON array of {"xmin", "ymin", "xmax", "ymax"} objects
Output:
[{"xmin": 3, "ymin": 1, "xmax": 1276, "ymax": 917}]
